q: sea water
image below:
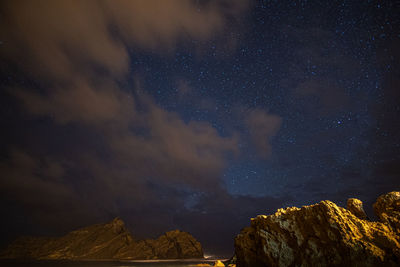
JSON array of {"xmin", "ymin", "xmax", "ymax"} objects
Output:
[{"xmin": 0, "ymin": 259, "xmax": 224, "ymax": 267}]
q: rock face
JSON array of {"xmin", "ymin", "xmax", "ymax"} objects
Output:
[
  {"xmin": 374, "ymin": 191, "xmax": 400, "ymax": 235},
  {"xmin": 347, "ymin": 198, "xmax": 367, "ymax": 220},
  {"xmin": 116, "ymin": 229, "xmax": 204, "ymax": 260},
  {"xmin": 234, "ymin": 192, "xmax": 400, "ymax": 267},
  {"xmin": 0, "ymin": 218, "xmax": 203, "ymax": 260}
]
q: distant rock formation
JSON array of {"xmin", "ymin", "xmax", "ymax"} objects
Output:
[
  {"xmin": 234, "ymin": 192, "xmax": 400, "ymax": 267},
  {"xmin": 0, "ymin": 217, "xmax": 203, "ymax": 260}
]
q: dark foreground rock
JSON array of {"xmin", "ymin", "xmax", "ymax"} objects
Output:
[
  {"xmin": 234, "ymin": 191, "xmax": 400, "ymax": 267},
  {"xmin": 0, "ymin": 218, "xmax": 203, "ymax": 260}
]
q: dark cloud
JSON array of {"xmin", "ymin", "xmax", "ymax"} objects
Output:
[
  {"xmin": 173, "ymin": 79, "xmax": 220, "ymax": 113},
  {"xmin": 0, "ymin": 0, "xmax": 248, "ymax": 125},
  {"xmin": 280, "ymin": 27, "xmax": 359, "ymax": 114},
  {"xmin": 10, "ymin": 79, "xmax": 134, "ymax": 125},
  {"xmin": 0, "ymin": 0, "xmax": 245, "ymax": 185},
  {"xmin": 107, "ymin": 98, "xmax": 239, "ymax": 189},
  {"xmin": 0, "ymin": 85, "xmax": 241, "ymax": 241},
  {"xmin": 0, "ymin": 149, "xmax": 98, "ymax": 238},
  {"xmin": 244, "ymin": 109, "xmax": 282, "ymax": 158},
  {"xmin": 294, "ymin": 78, "xmax": 350, "ymax": 114},
  {"xmin": 0, "ymin": 0, "xmax": 253, "ymax": 252}
]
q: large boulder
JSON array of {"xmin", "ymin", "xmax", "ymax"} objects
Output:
[
  {"xmin": 374, "ymin": 191, "xmax": 400, "ymax": 234},
  {"xmin": 0, "ymin": 218, "xmax": 203, "ymax": 260},
  {"xmin": 234, "ymin": 192, "xmax": 400, "ymax": 267}
]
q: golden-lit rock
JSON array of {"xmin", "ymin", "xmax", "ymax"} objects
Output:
[
  {"xmin": 213, "ymin": 260, "xmax": 225, "ymax": 266},
  {"xmin": 347, "ymin": 198, "xmax": 367, "ymax": 220},
  {"xmin": 234, "ymin": 192, "xmax": 400, "ymax": 267},
  {"xmin": 374, "ymin": 191, "xmax": 400, "ymax": 235},
  {"xmin": 0, "ymin": 217, "xmax": 203, "ymax": 260}
]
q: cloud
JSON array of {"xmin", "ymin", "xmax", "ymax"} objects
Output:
[
  {"xmin": 0, "ymin": 149, "xmax": 97, "ymax": 235},
  {"xmin": 0, "ymin": 0, "xmax": 249, "ymax": 126},
  {"xmin": 10, "ymin": 79, "xmax": 135, "ymax": 125},
  {"xmin": 0, "ymin": 0, "xmax": 250, "ymax": 248},
  {"xmin": 294, "ymin": 78, "xmax": 350, "ymax": 114},
  {"xmin": 1, "ymin": 1, "xmax": 127, "ymax": 80},
  {"xmin": 105, "ymin": 0, "xmax": 248, "ymax": 50},
  {"xmin": 279, "ymin": 27, "xmax": 360, "ymax": 114},
  {"xmin": 0, "ymin": 0, "xmax": 243, "ymax": 181},
  {"xmin": 174, "ymin": 79, "xmax": 218, "ymax": 112},
  {"xmin": 0, "ymin": 86, "xmax": 240, "ymax": 234},
  {"xmin": 108, "ymin": 99, "xmax": 239, "ymax": 189},
  {"xmin": 245, "ymin": 109, "xmax": 282, "ymax": 158},
  {"xmin": 0, "ymin": 0, "xmax": 248, "ymax": 78}
]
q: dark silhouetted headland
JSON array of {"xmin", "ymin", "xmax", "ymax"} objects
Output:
[{"xmin": 0, "ymin": 218, "xmax": 203, "ymax": 260}]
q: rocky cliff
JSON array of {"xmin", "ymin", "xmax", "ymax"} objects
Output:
[
  {"xmin": 234, "ymin": 191, "xmax": 400, "ymax": 267},
  {"xmin": 0, "ymin": 218, "xmax": 203, "ymax": 260}
]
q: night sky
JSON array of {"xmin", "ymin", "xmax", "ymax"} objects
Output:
[{"xmin": 0, "ymin": 0, "xmax": 399, "ymax": 257}]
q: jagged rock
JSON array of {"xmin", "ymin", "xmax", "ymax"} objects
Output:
[
  {"xmin": 234, "ymin": 192, "xmax": 400, "ymax": 267},
  {"xmin": 120, "ymin": 229, "xmax": 203, "ymax": 259},
  {"xmin": 0, "ymin": 218, "xmax": 203, "ymax": 260},
  {"xmin": 347, "ymin": 198, "xmax": 367, "ymax": 220},
  {"xmin": 158, "ymin": 230, "xmax": 203, "ymax": 259},
  {"xmin": 374, "ymin": 191, "xmax": 400, "ymax": 234}
]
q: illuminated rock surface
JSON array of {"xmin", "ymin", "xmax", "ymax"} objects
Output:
[
  {"xmin": 234, "ymin": 192, "xmax": 400, "ymax": 267},
  {"xmin": 347, "ymin": 198, "xmax": 368, "ymax": 220},
  {"xmin": 374, "ymin": 191, "xmax": 400, "ymax": 235},
  {"xmin": 0, "ymin": 217, "xmax": 203, "ymax": 260}
]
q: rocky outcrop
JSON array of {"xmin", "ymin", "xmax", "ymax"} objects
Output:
[
  {"xmin": 116, "ymin": 229, "xmax": 204, "ymax": 260},
  {"xmin": 347, "ymin": 198, "xmax": 367, "ymax": 220},
  {"xmin": 374, "ymin": 191, "xmax": 400, "ymax": 235},
  {"xmin": 234, "ymin": 192, "xmax": 400, "ymax": 267},
  {"xmin": 0, "ymin": 218, "xmax": 203, "ymax": 260}
]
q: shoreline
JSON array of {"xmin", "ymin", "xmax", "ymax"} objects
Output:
[{"xmin": 0, "ymin": 258, "xmax": 229, "ymax": 262}]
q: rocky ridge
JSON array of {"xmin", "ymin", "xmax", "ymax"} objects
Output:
[
  {"xmin": 0, "ymin": 217, "xmax": 203, "ymax": 260},
  {"xmin": 234, "ymin": 191, "xmax": 400, "ymax": 267}
]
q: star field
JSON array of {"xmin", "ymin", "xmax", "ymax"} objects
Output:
[{"xmin": 128, "ymin": 0, "xmax": 399, "ymax": 205}]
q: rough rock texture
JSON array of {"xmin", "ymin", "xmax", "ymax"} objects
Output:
[
  {"xmin": 347, "ymin": 198, "xmax": 367, "ymax": 220},
  {"xmin": 234, "ymin": 192, "xmax": 400, "ymax": 267},
  {"xmin": 0, "ymin": 218, "xmax": 203, "ymax": 260},
  {"xmin": 116, "ymin": 229, "xmax": 204, "ymax": 260},
  {"xmin": 374, "ymin": 191, "xmax": 400, "ymax": 235}
]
